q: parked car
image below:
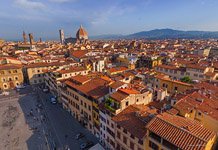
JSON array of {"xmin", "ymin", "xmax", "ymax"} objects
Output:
[
  {"xmin": 43, "ymin": 88, "xmax": 49, "ymax": 93},
  {"xmin": 75, "ymin": 132, "xmax": 84, "ymax": 140},
  {"xmin": 16, "ymin": 85, "xmax": 26, "ymax": 89},
  {"xmin": 2, "ymin": 91, "xmax": 9, "ymax": 96},
  {"xmin": 50, "ymin": 97, "xmax": 57, "ymax": 104},
  {"xmin": 80, "ymin": 141, "xmax": 94, "ymax": 150}
]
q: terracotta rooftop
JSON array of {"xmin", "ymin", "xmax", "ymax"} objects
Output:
[
  {"xmin": 118, "ymin": 88, "xmax": 140, "ymax": 95},
  {"xmin": 108, "ymin": 66, "xmax": 128, "ymax": 73},
  {"xmin": 57, "ymin": 66, "xmax": 87, "ymax": 74},
  {"xmin": 112, "ymin": 104, "xmax": 157, "ymax": 139},
  {"xmin": 174, "ymin": 91, "xmax": 218, "ymax": 120},
  {"xmin": 146, "ymin": 113, "xmax": 216, "ymax": 150},
  {"xmin": 110, "ymin": 91, "xmax": 129, "ymax": 102},
  {"xmin": 25, "ymin": 61, "xmax": 75, "ymax": 68},
  {"xmin": 71, "ymin": 50, "xmax": 88, "ymax": 59},
  {"xmin": 109, "ymin": 81, "xmax": 125, "ymax": 89},
  {"xmin": 65, "ymin": 77, "xmax": 109, "ymax": 100},
  {"xmin": 71, "ymin": 75, "xmax": 91, "ymax": 84},
  {"xmin": 0, "ymin": 64, "xmax": 23, "ymax": 70}
]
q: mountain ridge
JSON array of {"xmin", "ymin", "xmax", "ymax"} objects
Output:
[{"xmin": 90, "ymin": 28, "xmax": 218, "ymax": 40}]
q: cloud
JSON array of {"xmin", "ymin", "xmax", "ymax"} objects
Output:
[
  {"xmin": 14, "ymin": 0, "xmax": 46, "ymax": 10},
  {"xmin": 48, "ymin": 0, "xmax": 76, "ymax": 3},
  {"xmin": 90, "ymin": 5, "xmax": 134, "ymax": 25}
]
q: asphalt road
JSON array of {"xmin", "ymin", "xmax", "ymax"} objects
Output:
[{"xmin": 35, "ymin": 86, "xmax": 98, "ymax": 150}]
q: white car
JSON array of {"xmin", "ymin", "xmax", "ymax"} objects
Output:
[
  {"xmin": 16, "ymin": 85, "xmax": 26, "ymax": 89},
  {"xmin": 2, "ymin": 91, "xmax": 9, "ymax": 96},
  {"xmin": 50, "ymin": 97, "xmax": 57, "ymax": 104},
  {"xmin": 43, "ymin": 88, "xmax": 49, "ymax": 93}
]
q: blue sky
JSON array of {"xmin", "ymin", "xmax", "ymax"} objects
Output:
[{"xmin": 1, "ymin": 0, "xmax": 218, "ymax": 40}]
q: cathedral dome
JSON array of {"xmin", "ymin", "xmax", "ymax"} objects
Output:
[{"xmin": 76, "ymin": 25, "xmax": 88, "ymax": 40}]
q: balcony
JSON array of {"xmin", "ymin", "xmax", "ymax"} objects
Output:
[{"xmin": 105, "ymin": 98, "xmax": 120, "ymax": 113}]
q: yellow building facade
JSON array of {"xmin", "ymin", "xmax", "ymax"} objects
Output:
[
  {"xmin": 0, "ymin": 64, "xmax": 24, "ymax": 90},
  {"xmin": 155, "ymin": 75, "xmax": 193, "ymax": 94}
]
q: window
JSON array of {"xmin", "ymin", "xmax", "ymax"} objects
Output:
[
  {"xmin": 149, "ymin": 132, "xmax": 161, "ymax": 143},
  {"xmin": 199, "ymin": 75, "xmax": 203, "ymax": 78},
  {"xmin": 198, "ymin": 112, "xmax": 201, "ymax": 116},
  {"xmin": 163, "ymin": 139, "xmax": 178, "ymax": 149},
  {"xmin": 130, "ymin": 141, "xmax": 134, "ymax": 149},
  {"xmin": 117, "ymin": 131, "xmax": 121, "ymax": 139},
  {"xmin": 123, "ymin": 136, "xmax": 127, "ymax": 144},
  {"xmin": 15, "ymin": 77, "xmax": 18, "ymax": 80},
  {"xmin": 8, "ymin": 78, "xmax": 12, "ymax": 81},
  {"xmin": 174, "ymin": 87, "xmax": 178, "ymax": 91},
  {"xmin": 37, "ymin": 70, "xmax": 40, "ymax": 73},
  {"xmin": 117, "ymin": 125, "xmax": 121, "ymax": 129},
  {"xmin": 130, "ymin": 134, "xmax": 135, "ymax": 139},
  {"xmin": 116, "ymin": 144, "xmax": 120, "ymax": 150},
  {"xmin": 123, "ymin": 129, "xmax": 127, "ymax": 134},
  {"xmin": 149, "ymin": 140, "xmax": 158, "ymax": 150},
  {"xmin": 88, "ymin": 105, "xmax": 91, "ymax": 111},
  {"xmin": 126, "ymin": 101, "xmax": 129, "ymax": 107},
  {"xmin": 138, "ymin": 139, "xmax": 143, "ymax": 145}
]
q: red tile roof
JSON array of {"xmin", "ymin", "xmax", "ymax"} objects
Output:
[
  {"xmin": 0, "ymin": 64, "xmax": 23, "ymax": 70},
  {"xmin": 146, "ymin": 113, "xmax": 216, "ymax": 150},
  {"xmin": 118, "ymin": 88, "xmax": 140, "ymax": 95},
  {"xmin": 112, "ymin": 104, "xmax": 157, "ymax": 139},
  {"xmin": 174, "ymin": 91, "xmax": 218, "ymax": 120},
  {"xmin": 65, "ymin": 77, "xmax": 109, "ymax": 100},
  {"xmin": 110, "ymin": 91, "xmax": 128, "ymax": 102},
  {"xmin": 71, "ymin": 50, "xmax": 88, "ymax": 59},
  {"xmin": 109, "ymin": 81, "xmax": 125, "ymax": 89}
]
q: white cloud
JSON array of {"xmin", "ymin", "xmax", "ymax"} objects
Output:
[
  {"xmin": 14, "ymin": 0, "xmax": 46, "ymax": 10},
  {"xmin": 48, "ymin": 0, "xmax": 76, "ymax": 3}
]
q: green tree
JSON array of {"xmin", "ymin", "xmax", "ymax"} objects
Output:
[{"xmin": 181, "ymin": 76, "xmax": 192, "ymax": 83}]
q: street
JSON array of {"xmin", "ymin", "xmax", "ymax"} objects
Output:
[
  {"xmin": 0, "ymin": 85, "xmax": 98, "ymax": 150},
  {"xmin": 35, "ymin": 86, "xmax": 98, "ymax": 150}
]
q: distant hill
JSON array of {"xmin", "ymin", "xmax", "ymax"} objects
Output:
[
  {"xmin": 91, "ymin": 29, "xmax": 218, "ymax": 40},
  {"xmin": 127, "ymin": 29, "xmax": 218, "ymax": 39}
]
